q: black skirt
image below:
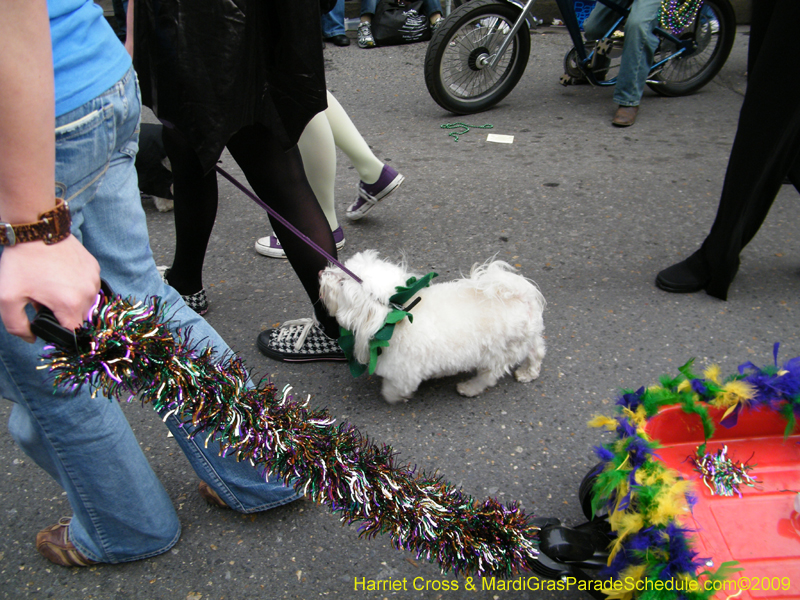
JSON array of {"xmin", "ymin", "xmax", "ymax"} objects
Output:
[{"xmin": 134, "ymin": 0, "xmax": 327, "ymax": 173}]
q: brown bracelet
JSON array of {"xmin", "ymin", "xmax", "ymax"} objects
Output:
[{"xmin": 0, "ymin": 198, "xmax": 71, "ymax": 246}]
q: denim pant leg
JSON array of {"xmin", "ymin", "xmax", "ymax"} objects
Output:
[
  {"xmin": 71, "ymin": 71, "xmax": 302, "ymax": 515},
  {"xmin": 322, "ymin": 0, "xmax": 346, "ymax": 37},
  {"xmin": 421, "ymin": 0, "xmax": 443, "ymax": 17},
  {"xmin": 2, "ymin": 67, "xmax": 298, "ymax": 563},
  {"xmin": 0, "ymin": 70, "xmax": 180, "ymax": 563},
  {"xmin": 582, "ymin": 0, "xmax": 660, "ymax": 106},
  {"xmin": 361, "ymin": 0, "xmax": 377, "ymax": 17},
  {"xmin": 583, "ymin": 2, "xmax": 623, "ymax": 41},
  {"xmin": 2, "ymin": 364, "xmax": 181, "ymax": 563},
  {"xmin": 614, "ymin": 0, "xmax": 661, "ymax": 106}
]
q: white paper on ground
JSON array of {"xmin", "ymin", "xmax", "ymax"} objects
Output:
[{"xmin": 487, "ymin": 133, "xmax": 514, "ymax": 144}]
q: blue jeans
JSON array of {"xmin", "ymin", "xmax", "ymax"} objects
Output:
[
  {"xmin": 361, "ymin": 0, "xmax": 443, "ymax": 17},
  {"xmin": 0, "ymin": 66, "xmax": 300, "ymax": 564},
  {"xmin": 583, "ymin": 0, "xmax": 661, "ymax": 106},
  {"xmin": 322, "ymin": 0, "xmax": 346, "ymax": 37}
]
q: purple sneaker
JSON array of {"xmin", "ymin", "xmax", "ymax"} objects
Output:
[
  {"xmin": 255, "ymin": 226, "xmax": 345, "ymax": 259},
  {"xmin": 346, "ymin": 164, "xmax": 405, "ymax": 221}
]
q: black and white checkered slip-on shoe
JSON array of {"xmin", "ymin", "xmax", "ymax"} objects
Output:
[
  {"xmin": 181, "ymin": 288, "xmax": 209, "ymax": 315},
  {"xmin": 157, "ymin": 266, "xmax": 209, "ymax": 315},
  {"xmin": 257, "ymin": 318, "xmax": 346, "ymax": 363}
]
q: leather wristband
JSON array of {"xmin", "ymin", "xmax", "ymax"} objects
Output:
[{"xmin": 0, "ymin": 198, "xmax": 71, "ymax": 246}]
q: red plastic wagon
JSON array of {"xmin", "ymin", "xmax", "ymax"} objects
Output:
[{"xmin": 646, "ymin": 405, "xmax": 800, "ymax": 600}]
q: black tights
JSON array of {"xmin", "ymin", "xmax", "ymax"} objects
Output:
[{"xmin": 161, "ymin": 124, "xmax": 339, "ymax": 337}]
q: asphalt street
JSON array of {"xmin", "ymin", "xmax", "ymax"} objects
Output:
[{"xmin": 2, "ymin": 22, "xmax": 798, "ymax": 600}]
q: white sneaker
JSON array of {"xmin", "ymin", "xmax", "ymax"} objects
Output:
[
  {"xmin": 254, "ymin": 226, "xmax": 346, "ymax": 258},
  {"xmin": 357, "ymin": 22, "xmax": 375, "ymax": 48}
]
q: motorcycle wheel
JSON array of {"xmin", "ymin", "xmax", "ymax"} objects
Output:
[{"xmin": 424, "ymin": 0, "xmax": 531, "ymax": 114}]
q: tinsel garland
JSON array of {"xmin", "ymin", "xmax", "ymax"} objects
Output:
[
  {"xmin": 40, "ymin": 293, "xmax": 539, "ymax": 578},
  {"xmin": 588, "ymin": 344, "xmax": 800, "ymax": 600},
  {"xmin": 691, "ymin": 445, "xmax": 759, "ymax": 498}
]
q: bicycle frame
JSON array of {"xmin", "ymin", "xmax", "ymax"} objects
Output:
[{"xmin": 484, "ymin": 0, "xmax": 698, "ymax": 86}]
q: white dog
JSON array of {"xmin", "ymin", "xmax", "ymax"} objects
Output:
[{"xmin": 319, "ymin": 250, "xmax": 546, "ymax": 404}]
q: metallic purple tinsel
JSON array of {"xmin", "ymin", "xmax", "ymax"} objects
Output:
[{"xmin": 690, "ymin": 445, "xmax": 759, "ymax": 498}]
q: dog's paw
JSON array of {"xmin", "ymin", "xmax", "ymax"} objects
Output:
[
  {"xmin": 514, "ymin": 364, "xmax": 542, "ymax": 383},
  {"xmin": 381, "ymin": 381, "xmax": 413, "ymax": 404},
  {"xmin": 382, "ymin": 393, "xmax": 409, "ymax": 405},
  {"xmin": 514, "ymin": 366, "xmax": 541, "ymax": 383},
  {"xmin": 456, "ymin": 380, "xmax": 485, "ymax": 397}
]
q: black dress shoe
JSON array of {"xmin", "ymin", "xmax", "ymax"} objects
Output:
[
  {"xmin": 325, "ymin": 34, "xmax": 351, "ymax": 47},
  {"xmin": 655, "ymin": 249, "xmax": 709, "ymax": 293}
]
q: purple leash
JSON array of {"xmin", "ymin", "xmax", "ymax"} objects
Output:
[{"xmin": 215, "ymin": 165, "xmax": 362, "ymax": 284}]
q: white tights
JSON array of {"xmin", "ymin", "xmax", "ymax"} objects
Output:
[{"xmin": 297, "ymin": 91, "xmax": 385, "ymax": 230}]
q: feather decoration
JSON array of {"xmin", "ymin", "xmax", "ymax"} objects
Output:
[{"xmin": 589, "ymin": 345, "xmax": 800, "ymax": 600}]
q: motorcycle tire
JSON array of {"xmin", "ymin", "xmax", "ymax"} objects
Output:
[{"xmin": 424, "ymin": 0, "xmax": 531, "ymax": 114}]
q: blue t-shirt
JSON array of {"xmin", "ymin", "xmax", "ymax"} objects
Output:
[{"xmin": 49, "ymin": 0, "xmax": 132, "ymax": 117}]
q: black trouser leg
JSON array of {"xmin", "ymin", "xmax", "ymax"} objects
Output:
[{"xmin": 700, "ymin": 0, "xmax": 800, "ymax": 299}]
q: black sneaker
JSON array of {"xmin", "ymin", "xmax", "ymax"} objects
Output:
[{"xmin": 257, "ymin": 318, "xmax": 346, "ymax": 362}]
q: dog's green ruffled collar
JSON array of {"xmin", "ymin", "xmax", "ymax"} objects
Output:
[{"xmin": 339, "ymin": 272, "xmax": 438, "ymax": 377}]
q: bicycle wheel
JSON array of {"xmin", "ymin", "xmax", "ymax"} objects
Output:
[
  {"xmin": 646, "ymin": 0, "xmax": 736, "ymax": 97},
  {"xmin": 424, "ymin": 0, "xmax": 531, "ymax": 114}
]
